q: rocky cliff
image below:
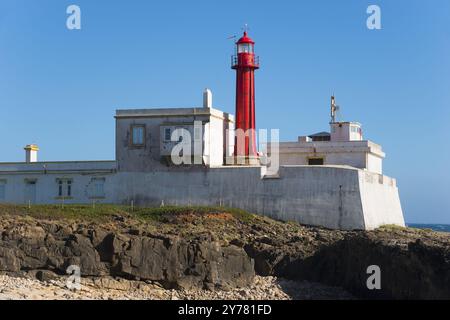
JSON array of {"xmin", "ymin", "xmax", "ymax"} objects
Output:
[
  {"xmin": 245, "ymin": 227, "xmax": 450, "ymax": 299},
  {"xmin": 0, "ymin": 215, "xmax": 254, "ymax": 290},
  {"xmin": 0, "ymin": 205, "xmax": 448, "ymax": 299}
]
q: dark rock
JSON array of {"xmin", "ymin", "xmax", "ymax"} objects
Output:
[
  {"xmin": 0, "ymin": 218, "xmax": 255, "ymax": 290},
  {"xmin": 246, "ymin": 229, "xmax": 450, "ymax": 299},
  {"xmin": 230, "ymin": 239, "xmax": 245, "ymax": 247},
  {"xmin": 1, "ymin": 213, "xmax": 448, "ymax": 298},
  {"xmin": 110, "ymin": 235, "xmax": 254, "ymax": 289},
  {"xmin": 36, "ymin": 270, "xmax": 58, "ymax": 282},
  {"xmin": 64, "ymin": 234, "xmax": 105, "ymax": 276},
  {"xmin": 128, "ymin": 229, "xmax": 141, "ymax": 236},
  {"xmin": 0, "ymin": 247, "xmax": 21, "ymax": 272},
  {"xmin": 113, "ymin": 215, "xmax": 125, "ymax": 222}
]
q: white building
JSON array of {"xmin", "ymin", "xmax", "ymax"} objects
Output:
[
  {"xmin": 268, "ymin": 96, "xmax": 384, "ymax": 174},
  {"xmin": 115, "ymin": 95, "xmax": 234, "ymax": 171},
  {"xmin": 273, "ymin": 122, "xmax": 384, "ymax": 175},
  {"xmin": 0, "ymin": 91, "xmax": 405, "ymax": 230}
]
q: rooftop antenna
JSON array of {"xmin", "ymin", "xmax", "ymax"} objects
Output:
[
  {"xmin": 330, "ymin": 94, "xmax": 340, "ymax": 123},
  {"xmin": 228, "ymin": 24, "xmax": 250, "ymax": 40}
]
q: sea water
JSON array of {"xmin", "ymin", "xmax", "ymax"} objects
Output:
[{"xmin": 407, "ymin": 223, "xmax": 450, "ymax": 233}]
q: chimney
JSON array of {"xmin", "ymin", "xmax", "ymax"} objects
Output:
[
  {"xmin": 203, "ymin": 88, "xmax": 212, "ymax": 109},
  {"xmin": 24, "ymin": 144, "xmax": 39, "ymax": 163}
]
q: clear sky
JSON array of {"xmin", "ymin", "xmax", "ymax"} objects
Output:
[{"xmin": 0, "ymin": 0, "xmax": 449, "ymax": 223}]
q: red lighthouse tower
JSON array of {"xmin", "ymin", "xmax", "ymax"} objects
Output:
[{"xmin": 232, "ymin": 31, "xmax": 260, "ymax": 164}]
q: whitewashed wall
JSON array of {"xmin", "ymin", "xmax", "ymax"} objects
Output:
[
  {"xmin": 111, "ymin": 166, "xmax": 404, "ymax": 230},
  {"xmin": 0, "ymin": 161, "xmax": 116, "ymax": 205},
  {"xmin": 0, "ymin": 161, "xmax": 404, "ymax": 230}
]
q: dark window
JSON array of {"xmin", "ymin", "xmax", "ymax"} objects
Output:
[
  {"xmin": 308, "ymin": 158, "xmax": 324, "ymax": 165},
  {"xmin": 164, "ymin": 128, "xmax": 171, "ymax": 141},
  {"xmin": 57, "ymin": 179, "xmax": 73, "ymax": 197},
  {"xmin": 310, "ymin": 136, "xmax": 330, "ymax": 142}
]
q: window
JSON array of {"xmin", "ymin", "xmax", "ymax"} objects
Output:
[
  {"xmin": 90, "ymin": 178, "xmax": 105, "ymax": 198},
  {"xmin": 56, "ymin": 179, "xmax": 73, "ymax": 198},
  {"xmin": 131, "ymin": 125, "xmax": 145, "ymax": 146},
  {"xmin": 308, "ymin": 158, "xmax": 324, "ymax": 165},
  {"xmin": 164, "ymin": 128, "xmax": 171, "ymax": 141},
  {"xmin": 351, "ymin": 126, "xmax": 361, "ymax": 134},
  {"xmin": 310, "ymin": 135, "xmax": 330, "ymax": 142},
  {"xmin": 238, "ymin": 43, "xmax": 253, "ymax": 54},
  {"xmin": 0, "ymin": 180, "xmax": 6, "ymax": 200}
]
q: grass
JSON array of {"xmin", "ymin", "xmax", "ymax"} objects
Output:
[
  {"xmin": 377, "ymin": 224, "xmax": 437, "ymax": 235},
  {"xmin": 0, "ymin": 203, "xmax": 255, "ymax": 224},
  {"xmin": 135, "ymin": 206, "xmax": 255, "ymax": 223},
  {"xmin": 378, "ymin": 224, "xmax": 407, "ymax": 231},
  {"xmin": 0, "ymin": 204, "xmax": 129, "ymax": 222}
]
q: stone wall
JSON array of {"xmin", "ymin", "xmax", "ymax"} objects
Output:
[
  {"xmin": 112, "ymin": 165, "xmax": 405, "ymax": 230},
  {"xmin": 0, "ymin": 162, "xmax": 405, "ymax": 230}
]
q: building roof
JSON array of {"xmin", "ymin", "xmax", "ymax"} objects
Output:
[
  {"xmin": 273, "ymin": 140, "xmax": 386, "ymax": 158},
  {"xmin": 236, "ymin": 31, "xmax": 255, "ymax": 44},
  {"xmin": 0, "ymin": 161, "xmax": 116, "ymax": 174},
  {"xmin": 115, "ymin": 107, "xmax": 234, "ymax": 122},
  {"xmin": 308, "ymin": 131, "xmax": 330, "ymax": 137},
  {"xmin": 24, "ymin": 144, "xmax": 39, "ymax": 151},
  {"xmin": 330, "ymin": 121, "xmax": 362, "ymax": 126}
]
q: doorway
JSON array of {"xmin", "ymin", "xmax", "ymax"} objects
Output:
[{"xmin": 25, "ymin": 180, "xmax": 37, "ymax": 204}]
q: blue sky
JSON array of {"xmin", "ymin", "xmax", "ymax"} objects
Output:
[{"xmin": 0, "ymin": 0, "xmax": 449, "ymax": 223}]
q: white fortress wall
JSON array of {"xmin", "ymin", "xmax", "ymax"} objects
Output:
[
  {"xmin": 366, "ymin": 153, "xmax": 383, "ymax": 175},
  {"xmin": 255, "ymin": 166, "xmax": 366, "ymax": 230},
  {"xmin": 358, "ymin": 171, "xmax": 405, "ymax": 229},
  {"xmin": 0, "ymin": 162, "xmax": 404, "ymax": 231},
  {"xmin": 111, "ymin": 165, "xmax": 401, "ymax": 230}
]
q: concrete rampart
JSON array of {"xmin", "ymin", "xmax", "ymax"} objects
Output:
[
  {"xmin": 0, "ymin": 162, "xmax": 405, "ymax": 230},
  {"xmin": 112, "ymin": 165, "xmax": 404, "ymax": 230}
]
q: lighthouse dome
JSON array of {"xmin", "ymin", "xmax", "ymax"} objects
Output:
[{"xmin": 236, "ymin": 31, "xmax": 255, "ymax": 44}]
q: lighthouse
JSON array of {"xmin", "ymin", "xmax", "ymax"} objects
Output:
[{"xmin": 232, "ymin": 31, "xmax": 260, "ymax": 165}]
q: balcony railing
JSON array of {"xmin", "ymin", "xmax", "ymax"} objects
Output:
[{"xmin": 231, "ymin": 55, "xmax": 260, "ymax": 68}]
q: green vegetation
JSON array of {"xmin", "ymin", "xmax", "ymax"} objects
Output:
[
  {"xmin": 377, "ymin": 224, "xmax": 436, "ymax": 235},
  {"xmin": 0, "ymin": 204, "xmax": 254, "ymax": 224},
  {"xmin": 378, "ymin": 224, "xmax": 407, "ymax": 231}
]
